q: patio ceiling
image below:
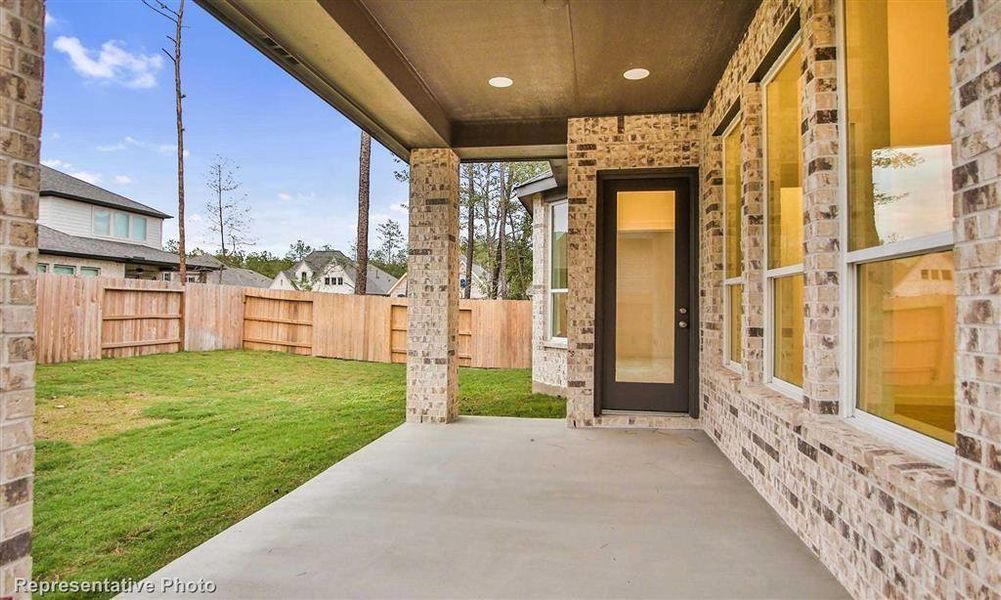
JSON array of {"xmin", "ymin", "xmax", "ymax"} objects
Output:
[{"xmin": 198, "ymin": 0, "xmax": 759, "ymax": 161}]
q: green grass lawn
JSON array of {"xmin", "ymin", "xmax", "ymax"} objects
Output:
[{"xmin": 34, "ymin": 350, "xmax": 563, "ymax": 597}]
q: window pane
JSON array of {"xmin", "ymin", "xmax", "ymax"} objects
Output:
[
  {"xmin": 113, "ymin": 213, "xmax": 129, "ymax": 238},
  {"xmin": 858, "ymin": 251, "xmax": 955, "ymax": 444},
  {"xmin": 550, "ymin": 202, "xmax": 568, "ymax": 289},
  {"xmin": 53, "ymin": 265, "xmax": 75, "ymax": 275},
  {"xmin": 773, "ymin": 275, "xmax": 804, "ymax": 386},
  {"xmin": 550, "ymin": 291, "xmax": 567, "ymax": 338},
  {"xmin": 728, "ymin": 283, "xmax": 743, "ymax": 365},
  {"xmin": 94, "ymin": 210, "xmax": 110, "ymax": 236},
  {"xmin": 845, "ymin": 0, "xmax": 952, "ymax": 250},
  {"xmin": 615, "ymin": 191, "xmax": 675, "ymax": 384},
  {"xmin": 79, "ymin": 267, "xmax": 100, "ymax": 277},
  {"xmin": 37, "ymin": 263, "xmax": 47, "ymax": 273},
  {"xmin": 766, "ymin": 45, "xmax": 804, "ymax": 269},
  {"xmin": 131, "ymin": 216, "xmax": 147, "ymax": 241},
  {"xmin": 724, "ymin": 119, "xmax": 743, "ymax": 279}
]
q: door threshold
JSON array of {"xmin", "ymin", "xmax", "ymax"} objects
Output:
[{"xmin": 601, "ymin": 409, "xmax": 689, "ymax": 417}]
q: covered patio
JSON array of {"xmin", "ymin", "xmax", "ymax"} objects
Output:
[
  {"xmin": 1, "ymin": 0, "xmax": 998, "ymax": 597},
  {"xmin": 122, "ymin": 417, "xmax": 846, "ymax": 599}
]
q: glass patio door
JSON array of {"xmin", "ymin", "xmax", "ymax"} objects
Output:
[{"xmin": 600, "ymin": 177, "xmax": 692, "ymax": 413}]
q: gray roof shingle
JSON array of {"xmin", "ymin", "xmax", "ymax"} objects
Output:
[
  {"xmin": 212, "ymin": 267, "xmax": 272, "ymax": 288},
  {"xmin": 40, "ymin": 166, "xmax": 172, "ymax": 219},
  {"xmin": 39, "ymin": 224, "xmax": 219, "ymax": 269}
]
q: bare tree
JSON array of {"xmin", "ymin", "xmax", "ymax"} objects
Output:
[
  {"xmin": 463, "ymin": 164, "xmax": 475, "ymax": 299},
  {"xmin": 355, "ymin": 131, "xmax": 372, "ymax": 295},
  {"xmin": 204, "ymin": 156, "xmax": 253, "ymax": 257},
  {"xmin": 143, "ymin": 0, "xmax": 187, "ymax": 284},
  {"xmin": 492, "ymin": 164, "xmax": 509, "ymax": 299}
]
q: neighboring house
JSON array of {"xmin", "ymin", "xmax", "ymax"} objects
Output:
[
  {"xmin": 388, "ymin": 256, "xmax": 489, "ymax": 299},
  {"xmin": 514, "ymin": 171, "xmax": 568, "ymax": 398},
  {"xmin": 37, "ymin": 166, "xmax": 219, "ymax": 280},
  {"xmin": 271, "ymin": 250, "xmax": 397, "ymax": 295}
]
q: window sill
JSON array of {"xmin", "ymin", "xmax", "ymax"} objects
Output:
[{"xmin": 542, "ymin": 339, "xmax": 568, "ymax": 350}]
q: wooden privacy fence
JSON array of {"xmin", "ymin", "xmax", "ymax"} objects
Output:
[{"xmin": 36, "ymin": 274, "xmax": 531, "ymax": 368}]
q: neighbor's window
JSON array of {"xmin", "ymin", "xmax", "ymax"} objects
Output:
[
  {"xmin": 131, "ymin": 216, "xmax": 147, "ymax": 242},
  {"xmin": 79, "ymin": 267, "xmax": 100, "ymax": 277},
  {"xmin": 300, "ymin": 271, "xmax": 308, "ymax": 283},
  {"xmin": 844, "ymin": 0, "xmax": 955, "ymax": 446},
  {"xmin": 549, "ymin": 200, "xmax": 568, "ymax": 340},
  {"xmin": 94, "ymin": 209, "xmax": 110, "ymax": 236},
  {"xmin": 113, "ymin": 212, "xmax": 130, "ymax": 238},
  {"xmin": 53, "ymin": 265, "xmax": 75, "ymax": 275},
  {"xmin": 723, "ymin": 115, "xmax": 743, "ymax": 367},
  {"xmin": 764, "ymin": 39, "xmax": 804, "ymax": 390},
  {"xmin": 95, "ymin": 208, "xmax": 147, "ymax": 242},
  {"xmin": 37, "ymin": 263, "xmax": 48, "ymax": 273}
]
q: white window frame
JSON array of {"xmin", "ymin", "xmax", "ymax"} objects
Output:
[
  {"xmin": 833, "ymin": 0, "xmax": 955, "ymax": 467},
  {"xmin": 53, "ymin": 264, "xmax": 76, "ymax": 276},
  {"xmin": 547, "ymin": 199, "xmax": 568, "ymax": 343},
  {"xmin": 762, "ymin": 35, "xmax": 805, "ymax": 400},
  {"xmin": 37, "ymin": 263, "xmax": 48, "ymax": 273},
  {"xmin": 79, "ymin": 266, "xmax": 101, "ymax": 277},
  {"xmin": 722, "ymin": 113, "xmax": 744, "ymax": 373}
]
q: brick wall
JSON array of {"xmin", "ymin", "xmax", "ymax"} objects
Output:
[
  {"xmin": 565, "ymin": 114, "xmax": 700, "ymax": 429},
  {"xmin": 739, "ymin": 82, "xmax": 766, "ymax": 385},
  {"xmin": 530, "ymin": 192, "xmax": 568, "ymax": 396},
  {"xmin": 0, "ymin": 0, "xmax": 42, "ymax": 597},
  {"xmin": 697, "ymin": 0, "xmax": 998, "ymax": 597},
  {"xmin": 949, "ymin": 0, "xmax": 1001, "ymax": 594},
  {"xmin": 550, "ymin": 0, "xmax": 1001, "ymax": 596}
]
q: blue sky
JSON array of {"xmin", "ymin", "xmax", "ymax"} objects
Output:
[{"xmin": 42, "ymin": 0, "xmax": 409, "ymax": 255}]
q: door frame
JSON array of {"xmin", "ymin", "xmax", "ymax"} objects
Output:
[{"xmin": 593, "ymin": 168, "xmax": 701, "ymax": 419}]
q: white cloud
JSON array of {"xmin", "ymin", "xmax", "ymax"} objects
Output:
[
  {"xmin": 69, "ymin": 170, "xmax": 102, "ymax": 185},
  {"xmin": 157, "ymin": 143, "xmax": 190, "ymax": 158},
  {"xmin": 277, "ymin": 192, "xmax": 292, "ymax": 201},
  {"xmin": 113, "ymin": 175, "xmax": 132, "ymax": 185},
  {"xmin": 49, "ymin": 132, "xmax": 61, "ymax": 141},
  {"xmin": 389, "ymin": 203, "xmax": 408, "ymax": 214},
  {"xmin": 53, "ymin": 36, "xmax": 163, "ymax": 89},
  {"xmin": 41, "ymin": 158, "xmax": 71, "ymax": 169},
  {"xmin": 45, "ymin": 11, "xmax": 56, "ymax": 28},
  {"xmin": 94, "ymin": 136, "xmax": 188, "ymax": 158}
]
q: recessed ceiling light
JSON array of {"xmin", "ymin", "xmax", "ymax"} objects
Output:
[
  {"xmin": 623, "ymin": 68, "xmax": 650, "ymax": 81},
  {"xmin": 489, "ymin": 76, "xmax": 513, "ymax": 88}
]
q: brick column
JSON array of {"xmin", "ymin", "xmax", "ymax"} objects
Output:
[
  {"xmin": 949, "ymin": 0, "xmax": 1001, "ymax": 593},
  {"xmin": 739, "ymin": 83, "xmax": 765, "ymax": 385},
  {"xmin": 406, "ymin": 148, "xmax": 459, "ymax": 423},
  {"xmin": 799, "ymin": 0, "xmax": 840, "ymax": 415},
  {"xmin": 0, "ymin": 0, "xmax": 42, "ymax": 597}
]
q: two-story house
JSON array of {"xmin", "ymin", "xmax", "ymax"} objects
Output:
[
  {"xmin": 271, "ymin": 249, "xmax": 397, "ymax": 295},
  {"xmin": 37, "ymin": 166, "xmax": 219, "ymax": 280},
  {"xmin": 386, "ymin": 255, "xmax": 489, "ymax": 299}
]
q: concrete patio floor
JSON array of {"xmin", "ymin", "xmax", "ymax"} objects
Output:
[{"xmin": 123, "ymin": 417, "xmax": 848, "ymax": 599}]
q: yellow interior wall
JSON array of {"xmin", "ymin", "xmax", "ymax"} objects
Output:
[{"xmin": 886, "ymin": 0, "xmax": 951, "ymax": 146}]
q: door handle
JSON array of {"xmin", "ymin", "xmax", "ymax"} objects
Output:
[{"xmin": 678, "ymin": 321, "xmax": 688, "ymax": 329}]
